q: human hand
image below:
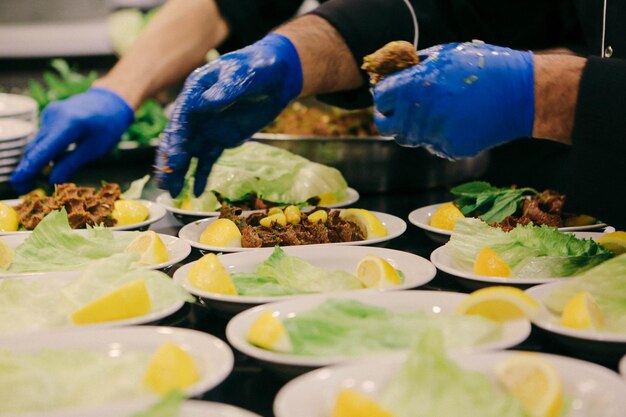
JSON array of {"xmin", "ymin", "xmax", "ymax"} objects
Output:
[
  {"xmin": 10, "ymin": 87, "xmax": 134, "ymax": 193},
  {"xmin": 373, "ymin": 42, "xmax": 534, "ymax": 158},
  {"xmin": 155, "ymin": 33, "xmax": 303, "ymax": 197}
]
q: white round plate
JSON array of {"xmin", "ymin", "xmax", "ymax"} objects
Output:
[
  {"xmin": 173, "ymin": 245, "xmax": 436, "ymax": 315},
  {"xmin": 156, "ymin": 188, "xmax": 360, "ymax": 220},
  {"xmin": 76, "ymin": 400, "xmax": 262, "ymax": 417},
  {"xmin": 409, "ymin": 203, "xmax": 610, "ymax": 243},
  {"xmin": 0, "ymin": 231, "xmax": 191, "ymax": 277},
  {"xmin": 179, "ymin": 210, "xmax": 406, "ymax": 253},
  {"xmin": 0, "ymin": 326, "xmax": 234, "ymax": 417},
  {"xmin": 526, "ymin": 282, "xmax": 626, "ymax": 359},
  {"xmin": 226, "ymin": 291, "xmax": 530, "ymax": 377},
  {"xmin": 430, "ymin": 232, "xmax": 604, "ymax": 290},
  {"xmin": 274, "ymin": 350, "xmax": 626, "ymax": 417},
  {"xmin": 0, "ymin": 199, "xmax": 166, "ymax": 235},
  {"xmin": 0, "ymin": 272, "xmax": 185, "ymax": 337}
]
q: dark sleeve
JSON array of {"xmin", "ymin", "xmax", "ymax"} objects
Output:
[
  {"xmin": 311, "ymin": 0, "xmax": 582, "ymax": 109},
  {"xmin": 215, "ymin": 0, "xmax": 304, "ymax": 52},
  {"xmin": 565, "ymin": 56, "xmax": 626, "ymax": 229}
]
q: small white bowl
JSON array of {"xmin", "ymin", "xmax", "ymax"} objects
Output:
[
  {"xmin": 0, "ymin": 118, "xmax": 34, "ymax": 142},
  {"xmin": 0, "ymin": 93, "xmax": 38, "ymax": 124}
]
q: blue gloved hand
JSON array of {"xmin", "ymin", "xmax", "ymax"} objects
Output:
[
  {"xmin": 155, "ymin": 33, "xmax": 303, "ymax": 197},
  {"xmin": 10, "ymin": 87, "xmax": 134, "ymax": 193},
  {"xmin": 373, "ymin": 42, "xmax": 534, "ymax": 158}
]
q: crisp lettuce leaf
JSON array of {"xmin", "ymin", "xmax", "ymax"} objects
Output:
[
  {"xmin": 0, "ymin": 253, "xmax": 192, "ymax": 336},
  {"xmin": 205, "ymin": 142, "xmax": 348, "ymax": 203},
  {"xmin": 9, "ymin": 209, "xmax": 138, "ymax": 273},
  {"xmin": 379, "ymin": 331, "xmax": 528, "ymax": 417},
  {"xmin": 129, "ymin": 390, "xmax": 185, "ymax": 417},
  {"xmin": 446, "ymin": 218, "xmax": 612, "ymax": 277},
  {"xmin": 172, "ymin": 158, "xmax": 221, "ymax": 211},
  {"xmin": 281, "ymin": 299, "xmax": 501, "ymax": 356},
  {"xmin": 121, "ymin": 174, "xmax": 150, "ymax": 199},
  {"xmin": 543, "ymin": 253, "xmax": 626, "ymax": 332},
  {"xmin": 0, "ymin": 348, "xmax": 151, "ymax": 413}
]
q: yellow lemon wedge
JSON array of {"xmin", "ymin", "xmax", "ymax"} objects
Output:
[
  {"xmin": 430, "ymin": 202, "xmax": 464, "ymax": 230},
  {"xmin": 124, "ymin": 231, "xmax": 169, "ymax": 265},
  {"xmin": 144, "ymin": 342, "xmax": 200, "ymax": 394},
  {"xmin": 318, "ymin": 192, "xmax": 337, "ymax": 206},
  {"xmin": 340, "ymin": 208, "xmax": 387, "ymax": 239},
  {"xmin": 0, "ymin": 202, "xmax": 19, "ymax": 232},
  {"xmin": 495, "ymin": 353, "xmax": 563, "ymax": 417},
  {"xmin": 70, "ymin": 278, "xmax": 151, "ymax": 324},
  {"xmin": 180, "ymin": 198, "xmax": 194, "ymax": 211},
  {"xmin": 199, "ymin": 218, "xmax": 242, "ymax": 247},
  {"xmin": 473, "ymin": 247, "xmax": 512, "ymax": 277},
  {"xmin": 112, "ymin": 199, "xmax": 150, "ymax": 226},
  {"xmin": 355, "ymin": 254, "xmax": 402, "ymax": 288},
  {"xmin": 0, "ymin": 237, "xmax": 14, "ymax": 270},
  {"xmin": 187, "ymin": 253, "xmax": 237, "ymax": 295},
  {"xmin": 456, "ymin": 286, "xmax": 539, "ymax": 322},
  {"xmin": 560, "ymin": 291, "xmax": 605, "ymax": 330},
  {"xmin": 247, "ymin": 311, "xmax": 292, "ymax": 352},
  {"xmin": 596, "ymin": 231, "xmax": 626, "ymax": 255},
  {"xmin": 332, "ymin": 389, "xmax": 395, "ymax": 417},
  {"xmin": 563, "ymin": 214, "xmax": 597, "ymax": 227}
]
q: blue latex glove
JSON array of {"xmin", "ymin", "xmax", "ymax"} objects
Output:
[
  {"xmin": 373, "ymin": 42, "xmax": 534, "ymax": 158},
  {"xmin": 10, "ymin": 87, "xmax": 134, "ymax": 193},
  {"xmin": 155, "ymin": 33, "xmax": 303, "ymax": 197}
]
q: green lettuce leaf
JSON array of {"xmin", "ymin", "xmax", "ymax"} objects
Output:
[
  {"xmin": 446, "ymin": 218, "xmax": 612, "ymax": 277},
  {"xmin": 379, "ymin": 331, "xmax": 528, "ymax": 417},
  {"xmin": 129, "ymin": 390, "xmax": 185, "ymax": 417},
  {"xmin": 121, "ymin": 175, "xmax": 151, "ymax": 199},
  {"xmin": 281, "ymin": 299, "xmax": 501, "ymax": 356},
  {"xmin": 8, "ymin": 209, "xmax": 137, "ymax": 273},
  {"xmin": 0, "ymin": 253, "xmax": 192, "ymax": 336},
  {"xmin": 172, "ymin": 158, "xmax": 221, "ymax": 211},
  {"xmin": 204, "ymin": 142, "xmax": 348, "ymax": 203},
  {"xmin": 543, "ymin": 253, "xmax": 626, "ymax": 332}
]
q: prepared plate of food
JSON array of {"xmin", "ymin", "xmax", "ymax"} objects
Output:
[
  {"xmin": 0, "ymin": 253, "xmax": 192, "ymax": 337},
  {"xmin": 408, "ymin": 181, "xmax": 607, "ymax": 243},
  {"xmin": 430, "ymin": 219, "xmax": 619, "ymax": 289},
  {"xmin": 274, "ymin": 329, "xmax": 626, "ymax": 417},
  {"xmin": 173, "ymin": 245, "xmax": 436, "ymax": 315},
  {"xmin": 0, "ymin": 177, "xmax": 165, "ymax": 234},
  {"xmin": 225, "ymin": 290, "xmax": 531, "ymax": 377},
  {"xmin": 0, "ymin": 326, "xmax": 233, "ymax": 416},
  {"xmin": 0, "ymin": 209, "xmax": 191, "ymax": 276},
  {"xmin": 525, "ymin": 253, "xmax": 626, "ymax": 361},
  {"xmin": 157, "ymin": 142, "xmax": 359, "ymax": 223},
  {"xmin": 178, "ymin": 206, "xmax": 406, "ymax": 253}
]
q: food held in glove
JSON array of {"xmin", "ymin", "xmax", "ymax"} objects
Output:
[{"xmin": 362, "ymin": 40, "xmax": 420, "ymax": 84}]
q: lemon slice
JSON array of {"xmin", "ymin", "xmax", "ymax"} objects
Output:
[
  {"xmin": 144, "ymin": 342, "xmax": 200, "ymax": 394},
  {"xmin": 597, "ymin": 231, "xmax": 626, "ymax": 255},
  {"xmin": 247, "ymin": 311, "xmax": 292, "ymax": 352},
  {"xmin": 560, "ymin": 291, "xmax": 605, "ymax": 330},
  {"xmin": 340, "ymin": 209, "xmax": 387, "ymax": 239},
  {"xmin": 112, "ymin": 199, "xmax": 150, "ymax": 226},
  {"xmin": 0, "ymin": 202, "xmax": 19, "ymax": 232},
  {"xmin": 356, "ymin": 254, "xmax": 402, "ymax": 288},
  {"xmin": 332, "ymin": 389, "xmax": 395, "ymax": 417},
  {"xmin": 563, "ymin": 214, "xmax": 597, "ymax": 227},
  {"xmin": 496, "ymin": 353, "xmax": 563, "ymax": 417},
  {"xmin": 473, "ymin": 247, "xmax": 512, "ymax": 277},
  {"xmin": 456, "ymin": 286, "xmax": 539, "ymax": 321},
  {"xmin": 430, "ymin": 202, "xmax": 464, "ymax": 230},
  {"xmin": 0, "ymin": 237, "xmax": 14, "ymax": 270},
  {"xmin": 199, "ymin": 218, "xmax": 242, "ymax": 247},
  {"xmin": 124, "ymin": 231, "xmax": 169, "ymax": 265},
  {"xmin": 318, "ymin": 192, "xmax": 337, "ymax": 206},
  {"xmin": 187, "ymin": 253, "xmax": 237, "ymax": 295},
  {"xmin": 70, "ymin": 279, "xmax": 151, "ymax": 324}
]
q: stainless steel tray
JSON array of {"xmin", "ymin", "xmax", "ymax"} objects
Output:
[{"xmin": 252, "ymin": 133, "xmax": 489, "ymax": 193}]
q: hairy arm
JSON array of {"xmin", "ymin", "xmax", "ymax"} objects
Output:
[
  {"xmin": 94, "ymin": 0, "xmax": 229, "ymax": 109},
  {"xmin": 274, "ymin": 14, "xmax": 363, "ymax": 97},
  {"xmin": 532, "ymin": 54, "xmax": 586, "ymax": 145}
]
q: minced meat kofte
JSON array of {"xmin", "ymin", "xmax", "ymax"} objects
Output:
[
  {"xmin": 219, "ymin": 204, "xmax": 366, "ymax": 248},
  {"xmin": 15, "ymin": 183, "xmax": 121, "ymax": 229}
]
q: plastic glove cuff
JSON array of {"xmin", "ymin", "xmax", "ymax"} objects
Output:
[
  {"xmin": 256, "ymin": 33, "xmax": 304, "ymax": 101},
  {"xmin": 89, "ymin": 87, "xmax": 135, "ymax": 126}
]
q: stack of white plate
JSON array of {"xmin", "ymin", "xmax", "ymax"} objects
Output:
[
  {"xmin": 0, "ymin": 118, "xmax": 35, "ymax": 185},
  {"xmin": 0, "ymin": 93, "xmax": 38, "ymax": 125}
]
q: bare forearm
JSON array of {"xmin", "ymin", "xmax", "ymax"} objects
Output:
[
  {"xmin": 274, "ymin": 15, "xmax": 363, "ymax": 97},
  {"xmin": 532, "ymin": 54, "xmax": 586, "ymax": 144},
  {"xmin": 94, "ymin": 0, "xmax": 229, "ymax": 108}
]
